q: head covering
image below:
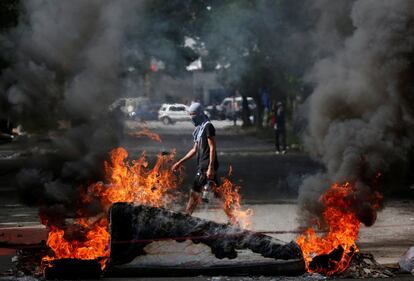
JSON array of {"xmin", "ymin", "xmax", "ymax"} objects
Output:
[
  {"xmin": 189, "ymin": 102, "xmax": 210, "ymax": 141},
  {"xmin": 188, "ymin": 102, "xmax": 208, "ymax": 127},
  {"xmin": 188, "ymin": 102, "xmax": 204, "ymax": 115}
]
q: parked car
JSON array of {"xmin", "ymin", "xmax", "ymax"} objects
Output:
[
  {"xmin": 205, "ymin": 96, "xmax": 256, "ymax": 120},
  {"xmin": 204, "ymin": 104, "xmax": 221, "ymax": 120},
  {"xmin": 158, "ymin": 103, "xmax": 190, "ymax": 125},
  {"xmin": 133, "ymin": 100, "xmax": 160, "ymax": 121}
]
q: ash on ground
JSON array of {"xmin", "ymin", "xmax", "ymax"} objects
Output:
[
  {"xmin": 0, "ymin": 277, "xmax": 39, "ymax": 281},
  {"xmin": 339, "ymin": 252, "xmax": 396, "ymax": 279},
  {"xmin": 7, "ymin": 248, "xmax": 46, "ymax": 278}
]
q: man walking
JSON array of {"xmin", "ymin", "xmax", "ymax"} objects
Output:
[{"xmin": 171, "ymin": 102, "xmax": 220, "ymax": 214}]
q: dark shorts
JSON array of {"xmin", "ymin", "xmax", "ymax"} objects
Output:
[{"xmin": 192, "ymin": 169, "xmax": 219, "ymax": 193}]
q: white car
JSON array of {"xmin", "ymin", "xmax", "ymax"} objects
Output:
[
  {"xmin": 158, "ymin": 103, "xmax": 190, "ymax": 125},
  {"xmin": 220, "ymin": 96, "xmax": 256, "ymax": 112},
  {"xmin": 206, "ymin": 96, "xmax": 256, "ymax": 120}
]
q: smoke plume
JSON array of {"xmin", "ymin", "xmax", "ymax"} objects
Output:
[
  {"xmin": 299, "ymin": 0, "xmax": 414, "ymax": 226},
  {"xmin": 1, "ymin": 0, "xmax": 145, "ymax": 224}
]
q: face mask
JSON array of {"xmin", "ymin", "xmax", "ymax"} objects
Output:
[{"xmin": 191, "ymin": 114, "xmax": 204, "ymax": 126}]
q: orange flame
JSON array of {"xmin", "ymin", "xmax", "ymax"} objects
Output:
[
  {"xmin": 216, "ymin": 166, "xmax": 253, "ymax": 228},
  {"xmin": 90, "ymin": 147, "xmax": 178, "ymax": 209},
  {"xmin": 296, "ymin": 182, "xmax": 382, "ymax": 275},
  {"xmin": 129, "ymin": 128, "xmax": 162, "ymax": 142},
  {"xmin": 43, "ymin": 217, "xmax": 110, "ymax": 269},
  {"xmin": 42, "ymin": 147, "xmax": 180, "ymax": 269},
  {"xmin": 42, "ymin": 148, "xmax": 250, "ymax": 269}
]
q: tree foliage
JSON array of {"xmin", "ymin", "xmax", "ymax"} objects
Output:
[{"xmin": 0, "ymin": 0, "xmax": 353, "ymax": 113}]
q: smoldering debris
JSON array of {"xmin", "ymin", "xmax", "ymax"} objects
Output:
[
  {"xmin": 109, "ymin": 203, "xmax": 303, "ymax": 265},
  {"xmin": 340, "ymin": 252, "xmax": 395, "ymax": 278},
  {"xmin": 11, "ymin": 247, "xmax": 47, "ymax": 278},
  {"xmin": 108, "ymin": 203, "xmax": 305, "ymax": 277},
  {"xmin": 298, "ymin": 0, "xmax": 414, "ymax": 227}
]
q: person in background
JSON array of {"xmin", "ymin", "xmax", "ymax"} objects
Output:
[
  {"xmin": 241, "ymin": 95, "xmax": 251, "ymax": 127},
  {"xmin": 260, "ymin": 87, "xmax": 271, "ymax": 127},
  {"xmin": 272, "ymin": 101, "xmax": 287, "ymax": 154}
]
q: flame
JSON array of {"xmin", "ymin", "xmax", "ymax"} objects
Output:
[
  {"xmin": 296, "ymin": 182, "xmax": 382, "ymax": 275},
  {"xmin": 42, "ymin": 217, "xmax": 110, "ymax": 269},
  {"xmin": 216, "ymin": 166, "xmax": 253, "ymax": 228},
  {"xmin": 90, "ymin": 147, "xmax": 178, "ymax": 209},
  {"xmin": 129, "ymin": 128, "xmax": 162, "ymax": 142},
  {"xmin": 42, "ymin": 147, "xmax": 180, "ymax": 269},
  {"xmin": 42, "ymin": 147, "xmax": 251, "ymax": 269}
]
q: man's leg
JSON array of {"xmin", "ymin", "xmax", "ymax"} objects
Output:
[
  {"xmin": 281, "ymin": 129, "xmax": 287, "ymax": 152},
  {"xmin": 186, "ymin": 170, "xmax": 204, "ymax": 215},
  {"xmin": 186, "ymin": 191, "xmax": 201, "ymax": 215},
  {"xmin": 275, "ymin": 129, "xmax": 280, "ymax": 152}
]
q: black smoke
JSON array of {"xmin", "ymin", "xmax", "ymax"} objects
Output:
[
  {"xmin": 0, "ymin": 0, "xmax": 147, "ymax": 225},
  {"xmin": 298, "ymin": 0, "xmax": 414, "ymax": 227}
]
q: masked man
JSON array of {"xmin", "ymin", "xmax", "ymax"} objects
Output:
[{"xmin": 172, "ymin": 102, "xmax": 219, "ymax": 214}]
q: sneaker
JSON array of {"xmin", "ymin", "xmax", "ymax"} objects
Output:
[
  {"xmin": 281, "ymin": 150, "xmax": 286, "ymax": 154},
  {"xmin": 275, "ymin": 150, "xmax": 280, "ymax": 155}
]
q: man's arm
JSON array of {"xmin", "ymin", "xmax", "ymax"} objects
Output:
[
  {"xmin": 206, "ymin": 136, "xmax": 216, "ymax": 179},
  {"xmin": 172, "ymin": 143, "xmax": 197, "ymax": 171}
]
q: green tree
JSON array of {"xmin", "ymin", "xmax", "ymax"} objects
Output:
[{"xmin": 198, "ymin": 0, "xmax": 314, "ymax": 127}]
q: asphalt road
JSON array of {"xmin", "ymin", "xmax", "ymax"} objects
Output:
[
  {"xmin": 0, "ymin": 121, "xmax": 413, "ymax": 280},
  {"xmin": 0, "ymin": 120, "xmax": 323, "ymax": 224},
  {"xmin": 123, "ymin": 120, "xmax": 322, "ymax": 202}
]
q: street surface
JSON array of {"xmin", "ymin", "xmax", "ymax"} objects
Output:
[{"xmin": 0, "ymin": 120, "xmax": 413, "ymax": 280}]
